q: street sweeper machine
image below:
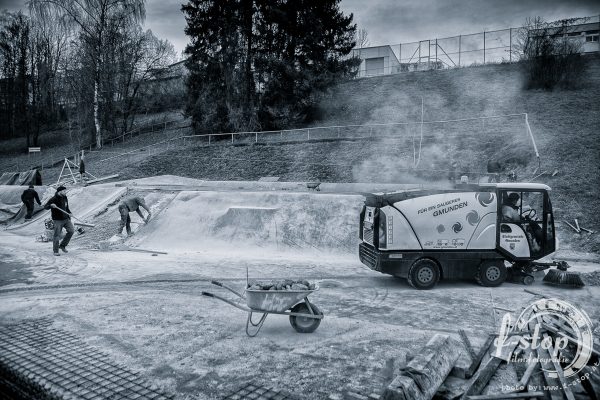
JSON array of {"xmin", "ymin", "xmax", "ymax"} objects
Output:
[{"xmin": 359, "ymin": 182, "xmax": 584, "ymax": 289}]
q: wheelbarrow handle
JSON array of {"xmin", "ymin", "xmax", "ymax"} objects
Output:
[
  {"xmin": 211, "ymin": 280, "xmax": 245, "ymax": 299},
  {"xmin": 202, "ymin": 291, "xmax": 251, "ymax": 312}
]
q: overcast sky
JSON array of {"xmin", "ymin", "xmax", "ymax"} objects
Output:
[{"xmin": 1, "ymin": 0, "xmax": 597, "ymax": 57}]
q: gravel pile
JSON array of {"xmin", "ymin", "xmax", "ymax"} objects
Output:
[{"xmin": 580, "ymin": 271, "xmax": 600, "ymax": 286}]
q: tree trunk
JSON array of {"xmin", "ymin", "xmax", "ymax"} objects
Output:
[{"xmin": 94, "ymin": 77, "xmax": 102, "ymax": 149}]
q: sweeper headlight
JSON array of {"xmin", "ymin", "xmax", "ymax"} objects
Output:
[{"xmin": 378, "ymin": 210, "xmax": 387, "ymax": 249}]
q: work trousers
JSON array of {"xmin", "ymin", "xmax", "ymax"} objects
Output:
[
  {"xmin": 24, "ymin": 201, "xmax": 34, "ymax": 219},
  {"xmin": 53, "ymin": 219, "xmax": 75, "ymax": 253},
  {"xmin": 118, "ymin": 204, "xmax": 131, "ymax": 234}
]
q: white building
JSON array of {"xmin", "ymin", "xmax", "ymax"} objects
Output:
[{"xmin": 351, "ymin": 45, "xmax": 400, "ymax": 77}]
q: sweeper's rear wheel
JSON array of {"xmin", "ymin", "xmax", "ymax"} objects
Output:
[{"xmin": 476, "ymin": 260, "xmax": 507, "ymax": 287}]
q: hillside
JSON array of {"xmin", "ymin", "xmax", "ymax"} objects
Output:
[
  {"xmin": 313, "ymin": 56, "xmax": 600, "ymax": 252},
  {"xmin": 3, "ymin": 56, "xmax": 599, "ymax": 252}
]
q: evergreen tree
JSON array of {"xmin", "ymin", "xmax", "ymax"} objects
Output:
[{"xmin": 182, "ymin": 0, "xmax": 359, "ymax": 133}]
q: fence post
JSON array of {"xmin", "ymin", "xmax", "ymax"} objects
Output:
[
  {"xmin": 459, "ymin": 35, "xmax": 461, "ymax": 66},
  {"xmin": 209, "ymin": 135, "xmax": 211, "ymax": 146},
  {"xmin": 483, "ymin": 31, "xmax": 486, "ymax": 64},
  {"xmin": 255, "ymin": 132, "xmax": 258, "ymax": 143},
  {"xmin": 428, "ymin": 40, "xmax": 431, "ymax": 68},
  {"xmin": 399, "ymin": 43, "xmax": 402, "ymax": 69},
  {"xmin": 509, "ymin": 28, "xmax": 512, "ymax": 62},
  {"xmin": 307, "ymin": 129, "xmax": 310, "ymax": 140},
  {"xmin": 231, "ymin": 134, "xmax": 234, "ymax": 144}
]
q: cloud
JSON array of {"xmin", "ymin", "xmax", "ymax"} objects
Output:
[
  {"xmin": 341, "ymin": 0, "xmax": 599, "ymax": 46},
  {"xmin": 144, "ymin": 0, "xmax": 188, "ymax": 57}
]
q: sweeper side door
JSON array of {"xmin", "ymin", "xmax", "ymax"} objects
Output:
[{"xmin": 497, "ymin": 189, "xmax": 555, "ymax": 260}]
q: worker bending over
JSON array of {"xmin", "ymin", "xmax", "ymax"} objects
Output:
[{"xmin": 118, "ymin": 196, "xmax": 152, "ymax": 236}]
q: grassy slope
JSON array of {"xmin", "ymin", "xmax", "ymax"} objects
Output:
[
  {"xmin": 314, "ymin": 57, "xmax": 600, "ymax": 252},
  {"xmin": 5, "ymin": 57, "xmax": 598, "ymax": 252}
]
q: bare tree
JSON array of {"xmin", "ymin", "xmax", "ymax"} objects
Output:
[
  {"xmin": 30, "ymin": 0, "xmax": 146, "ymax": 149},
  {"xmin": 114, "ymin": 27, "xmax": 177, "ymax": 133},
  {"xmin": 356, "ymin": 28, "xmax": 369, "ymax": 48},
  {"xmin": 516, "ymin": 17, "xmax": 587, "ymax": 90}
]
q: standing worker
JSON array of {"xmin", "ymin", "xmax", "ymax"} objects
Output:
[
  {"xmin": 79, "ymin": 151, "xmax": 86, "ymax": 184},
  {"xmin": 21, "ymin": 184, "xmax": 41, "ymax": 220},
  {"xmin": 118, "ymin": 196, "xmax": 152, "ymax": 237},
  {"xmin": 44, "ymin": 186, "xmax": 75, "ymax": 256}
]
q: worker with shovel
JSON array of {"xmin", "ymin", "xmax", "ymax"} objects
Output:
[
  {"xmin": 117, "ymin": 196, "xmax": 151, "ymax": 237},
  {"xmin": 44, "ymin": 186, "xmax": 75, "ymax": 256}
]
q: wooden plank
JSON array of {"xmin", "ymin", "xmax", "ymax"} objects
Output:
[
  {"xmin": 542, "ymin": 321, "xmax": 600, "ymax": 358},
  {"xmin": 86, "ymin": 174, "xmax": 120, "ymax": 184},
  {"xmin": 536, "ymin": 344, "xmax": 564, "ymax": 400},
  {"xmin": 121, "ymin": 247, "xmax": 167, "ymax": 255},
  {"xmin": 461, "ymin": 335, "xmax": 521, "ymax": 399},
  {"xmin": 383, "ymin": 334, "xmax": 461, "ymax": 400},
  {"xmin": 459, "ymin": 330, "xmax": 477, "ymax": 361},
  {"xmin": 452, "ymin": 334, "xmax": 495, "ymax": 379},
  {"xmin": 564, "ymin": 220, "xmax": 581, "ymax": 233},
  {"xmin": 516, "ymin": 355, "xmax": 539, "ymax": 392},
  {"xmin": 466, "ymin": 392, "xmax": 544, "ymax": 399}
]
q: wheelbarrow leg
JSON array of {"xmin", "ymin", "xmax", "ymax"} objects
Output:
[
  {"xmin": 246, "ymin": 312, "xmax": 269, "ymax": 337},
  {"xmin": 304, "ymin": 297, "xmax": 316, "ymax": 315}
]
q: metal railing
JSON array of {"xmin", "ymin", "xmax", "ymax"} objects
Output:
[
  {"xmin": 0, "ymin": 118, "xmax": 188, "ymax": 173},
  {"xmin": 93, "ymin": 113, "xmax": 537, "ymax": 168}
]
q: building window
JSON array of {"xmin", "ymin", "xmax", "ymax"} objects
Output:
[{"xmin": 586, "ymin": 35, "xmax": 599, "ymax": 42}]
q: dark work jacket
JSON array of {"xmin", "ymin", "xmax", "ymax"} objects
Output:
[
  {"xmin": 21, "ymin": 189, "xmax": 41, "ymax": 205},
  {"xmin": 44, "ymin": 194, "xmax": 72, "ymax": 220}
]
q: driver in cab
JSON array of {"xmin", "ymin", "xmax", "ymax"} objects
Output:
[{"xmin": 502, "ymin": 192, "xmax": 521, "ymax": 222}]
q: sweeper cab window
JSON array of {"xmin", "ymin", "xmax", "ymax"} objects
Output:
[{"xmin": 499, "ymin": 190, "xmax": 553, "ymax": 257}]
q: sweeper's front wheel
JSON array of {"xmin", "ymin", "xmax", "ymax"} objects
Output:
[{"xmin": 289, "ymin": 302, "xmax": 322, "ymax": 333}]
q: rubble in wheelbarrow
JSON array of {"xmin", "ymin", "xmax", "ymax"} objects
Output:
[{"xmin": 247, "ymin": 279, "xmax": 316, "ymax": 291}]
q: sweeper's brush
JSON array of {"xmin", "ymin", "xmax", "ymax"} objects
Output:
[{"xmin": 543, "ymin": 268, "xmax": 585, "ymax": 288}]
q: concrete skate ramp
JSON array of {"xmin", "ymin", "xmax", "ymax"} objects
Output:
[
  {"xmin": 136, "ymin": 191, "xmax": 364, "ymax": 255},
  {"xmin": 0, "ymin": 185, "xmax": 53, "ymax": 223}
]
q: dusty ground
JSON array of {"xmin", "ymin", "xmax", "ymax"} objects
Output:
[{"xmin": 1, "ymin": 176, "xmax": 599, "ymax": 399}]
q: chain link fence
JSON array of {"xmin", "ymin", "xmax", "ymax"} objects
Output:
[{"xmin": 352, "ymin": 15, "xmax": 600, "ymax": 77}]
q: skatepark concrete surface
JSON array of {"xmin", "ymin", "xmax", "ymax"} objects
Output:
[{"xmin": 1, "ymin": 175, "xmax": 599, "ymax": 399}]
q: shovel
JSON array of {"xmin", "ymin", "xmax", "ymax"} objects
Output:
[{"xmin": 52, "ymin": 205, "xmax": 95, "ymax": 228}]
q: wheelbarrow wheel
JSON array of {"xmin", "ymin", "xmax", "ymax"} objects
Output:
[{"xmin": 289, "ymin": 302, "xmax": 322, "ymax": 333}]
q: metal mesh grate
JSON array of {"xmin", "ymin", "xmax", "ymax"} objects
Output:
[
  {"xmin": 222, "ymin": 382, "xmax": 297, "ymax": 400},
  {"xmin": 0, "ymin": 318, "xmax": 173, "ymax": 400}
]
